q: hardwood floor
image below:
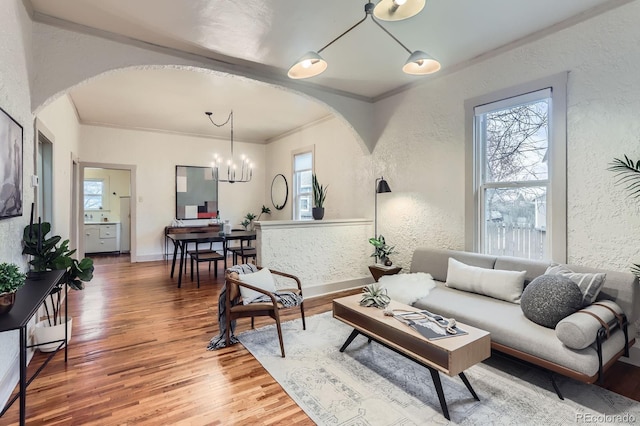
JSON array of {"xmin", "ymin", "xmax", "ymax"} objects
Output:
[{"xmin": 2, "ymin": 258, "xmax": 639, "ymax": 425}]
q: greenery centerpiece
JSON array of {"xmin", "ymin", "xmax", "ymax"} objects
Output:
[
  {"xmin": 0, "ymin": 262, "xmax": 27, "ymax": 315},
  {"xmin": 312, "ymin": 174, "xmax": 328, "ymax": 220},
  {"xmin": 608, "ymin": 155, "xmax": 640, "ymax": 278},
  {"xmin": 369, "ymin": 234, "xmax": 395, "ymax": 266}
]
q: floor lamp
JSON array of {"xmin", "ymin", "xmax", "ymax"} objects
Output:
[{"xmin": 374, "ymin": 176, "xmax": 392, "ymax": 239}]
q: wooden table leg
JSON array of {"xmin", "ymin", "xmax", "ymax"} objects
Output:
[
  {"xmin": 177, "ymin": 242, "xmax": 185, "ymax": 288},
  {"xmin": 170, "ymin": 240, "xmax": 179, "ymax": 278}
]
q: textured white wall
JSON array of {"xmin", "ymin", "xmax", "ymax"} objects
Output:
[
  {"xmin": 265, "ymin": 117, "xmax": 371, "ymax": 221},
  {"xmin": 79, "ymin": 124, "xmax": 267, "ymax": 260},
  {"xmin": 0, "ymin": 0, "xmax": 34, "ymax": 408},
  {"xmin": 36, "ymin": 94, "xmax": 81, "ymax": 240},
  {"xmin": 370, "ymin": 1, "xmax": 640, "ymax": 272},
  {"xmin": 256, "ymin": 220, "xmax": 373, "ymax": 296}
]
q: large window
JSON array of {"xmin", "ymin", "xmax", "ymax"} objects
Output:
[
  {"xmin": 293, "ymin": 149, "xmax": 313, "ymax": 220},
  {"xmin": 466, "ymin": 74, "xmax": 567, "ymax": 261}
]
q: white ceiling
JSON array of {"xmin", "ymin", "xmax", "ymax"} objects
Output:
[{"xmin": 29, "ymin": 0, "xmax": 622, "ymax": 142}]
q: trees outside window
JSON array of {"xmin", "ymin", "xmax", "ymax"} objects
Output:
[{"xmin": 466, "ymin": 74, "xmax": 567, "ymax": 261}]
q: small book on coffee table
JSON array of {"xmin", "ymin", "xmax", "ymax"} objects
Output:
[{"xmin": 394, "ymin": 310, "xmax": 468, "ymax": 340}]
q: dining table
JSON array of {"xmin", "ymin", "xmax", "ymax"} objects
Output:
[{"xmin": 166, "ymin": 229, "xmax": 256, "ymax": 288}]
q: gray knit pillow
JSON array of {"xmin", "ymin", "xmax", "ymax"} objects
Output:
[{"xmin": 520, "ymin": 275, "xmax": 583, "ymax": 328}]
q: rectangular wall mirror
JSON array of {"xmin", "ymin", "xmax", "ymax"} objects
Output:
[{"xmin": 175, "ymin": 165, "xmax": 218, "ymax": 220}]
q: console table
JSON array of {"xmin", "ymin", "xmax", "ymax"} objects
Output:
[
  {"xmin": 164, "ymin": 224, "xmax": 221, "ymax": 261},
  {"xmin": 0, "ymin": 270, "xmax": 66, "ymax": 426}
]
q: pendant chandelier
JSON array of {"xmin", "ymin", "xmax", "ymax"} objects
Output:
[
  {"xmin": 205, "ymin": 110, "xmax": 253, "ymax": 183},
  {"xmin": 287, "ymin": 0, "xmax": 440, "ymax": 80}
]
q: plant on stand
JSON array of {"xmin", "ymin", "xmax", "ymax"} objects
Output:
[
  {"xmin": 369, "ymin": 234, "xmax": 396, "ymax": 266},
  {"xmin": 22, "ymin": 222, "xmax": 95, "ymax": 351},
  {"xmin": 608, "ymin": 154, "xmax": 640, "ymax": 278},
  {"xmin": 241, "ymin": 205, "xmax": 272, "ymax": 230},
  {"xmin": 312, "ymin": 174, "xmax": 328, "ymax": 220},
  {"xmin": 0, "ymin": 262, "xmax": 27, "ymax": 315}
]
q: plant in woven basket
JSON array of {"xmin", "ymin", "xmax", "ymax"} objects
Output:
[{"xmin": 360, "ymin": 283, "xmax": 391, "ymax": 308}]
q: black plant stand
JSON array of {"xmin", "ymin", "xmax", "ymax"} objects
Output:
[{"xmin": 0, "ymin": 270, "xmax": 66, "ymax": 426}]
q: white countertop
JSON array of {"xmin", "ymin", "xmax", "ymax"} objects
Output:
[{"xmin": 84, "ymin": 221, "xmax": 120, "ymax": 225}]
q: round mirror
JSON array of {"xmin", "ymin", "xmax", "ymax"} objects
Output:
[{"xmin": 271, "ymin": 174, "xmax": 288, "ymax": 210}]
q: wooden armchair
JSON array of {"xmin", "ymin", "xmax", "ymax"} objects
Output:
[{"xmin": 224, "ymin": 266, "xmax": 305, "ymax": 357}]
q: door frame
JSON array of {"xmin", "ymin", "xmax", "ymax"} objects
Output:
[{"xmin": 80, "ymin": 162, "xmax": 137, "ymax": 262}]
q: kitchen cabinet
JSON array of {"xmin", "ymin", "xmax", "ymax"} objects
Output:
[{"xmin": 85, "ymin": 223, "xmax": 121, "ymax": 254}]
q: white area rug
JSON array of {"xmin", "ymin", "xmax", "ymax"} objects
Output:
[{"xmin": 237, "ymin": 312, "xmax": 640, "ymax": 425}]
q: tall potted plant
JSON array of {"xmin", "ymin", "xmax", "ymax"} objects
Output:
[
  {"xmin": 23, "ymin": 222, "xmax": 94, "ymax": 351},
  {"xmin": 312, "ymin": 174, "xmax": 328, "ymax": 220}
]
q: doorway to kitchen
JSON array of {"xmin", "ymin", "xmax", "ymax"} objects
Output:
[{"xmin": 80, "ymin": 162, "xmax": 137, "ymax": 262}]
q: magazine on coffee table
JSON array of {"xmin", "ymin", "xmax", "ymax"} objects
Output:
[{"xmin": 393, "ymin": 310, "xmax": 467, "ymax": 340}]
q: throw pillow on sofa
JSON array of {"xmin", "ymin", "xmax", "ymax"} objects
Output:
[
  {"xmin": 520, "ymin": 275, "xmax": 583, "ymax": 328},
  {"xmin": 556, "ymin": 300, "xmax": 626, "ymax": 349},
  {"xmin": 545, "ymin": 264, "xmax": 606, "ymax": 307},
  {"xmin": 445, "ymin": 257, "xmax": 526, "ymax": 303}
]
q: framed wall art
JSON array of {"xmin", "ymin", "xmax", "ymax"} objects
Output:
[{"xmin": 0, "ymin": 106, "xmax": 23, "ymax": 219}]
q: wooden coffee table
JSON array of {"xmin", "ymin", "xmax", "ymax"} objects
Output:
[{"xmin": 332, "ymin": 294, "xmax": 491, "ymax": 420}]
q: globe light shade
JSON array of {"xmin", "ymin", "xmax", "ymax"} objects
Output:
[
  {"xmin": 287, "ymin": 51, "xmax": 328, "ymax": 79},
  {"xmin": 373, "ymin": 0, "xmax": 426, "ymax": 21},
  {"xmin": 402, "ymin": 50, "xmax": 441, "ymax": 75}
]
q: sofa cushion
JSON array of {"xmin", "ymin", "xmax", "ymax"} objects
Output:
[
  {"xmin": 413, "ymin": 282, "xmax": 632, "ymax": 378},
  {"xmin": 556, "ymin": 300, "xmax": 626, "ymax": 349},
  {"xmin": 545, "ymin": 264, "xmax": 606, "ymax": 306},
  {"xmin": 445, "ymin": 257, "xmax": 526, "ymax": 303},
  {"xmin": 520, "ymin": 275, "xmax": 583, "ymax": 328}
]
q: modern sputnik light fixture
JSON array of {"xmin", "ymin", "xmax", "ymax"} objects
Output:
[
  {"xmin": 205, "ymin": 111, "xmax": 253, "ymax": 183},
  {"xmin": 373, "ymin": 0, "xmax": 425, "ymax": 21},
  {"xmin": 374, "ymin": 176, "xmax": 392, "ymax": 239},
  {"xmin": 287, "ymin": 1, "xmax": 440, "ymax": 80}
]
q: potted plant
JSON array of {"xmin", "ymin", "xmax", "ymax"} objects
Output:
[
  {"xmin": 608, "ymin": 155, "xmax": 640, "ymax": 278},
  {"xmin": 369, "ymin": 234, "xmax": 395, "ymax": 266},
  {"xmin": 312, "ymin": 174, "xmax": 328, "ymax": 220},
  {"xmin": 0, "ymin": 262, "xmax": 27, "ymax": 315},
  {"xmin": 23, "ymin": 222, "xmax": 94, "ymax": 351}
]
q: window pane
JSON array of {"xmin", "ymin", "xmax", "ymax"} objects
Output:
[
  {"xmin": 483, "ymin": 186, "xmax": 547, "ymax": 260},
  {"xmin": 84, "ymin": 180, "xmax": 104, "ymax": 195},
  {"xmin": 481, "ymin": 99, "xmax": 549, "ymax": 183},
  {"xmin": 294, "ymin": 152, "xmax": 312, "ymax": 171}
]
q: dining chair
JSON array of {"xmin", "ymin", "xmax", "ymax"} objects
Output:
[
  {"xmin": 224, "ymin": 265, "xmax": 305, "ymax": 357},
  {"xmin": 189, "ymin": 245, "xmax": 224, "ymax": 288}
]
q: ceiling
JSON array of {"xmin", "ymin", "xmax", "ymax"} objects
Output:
[{"xmin": 28, "ymin": 0, "xmax": 622, "ymax": 143}]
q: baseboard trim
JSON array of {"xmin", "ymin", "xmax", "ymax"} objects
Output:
[{"xmin": 0, "ymin": 347, "xmax": 35, "ymax": 412}]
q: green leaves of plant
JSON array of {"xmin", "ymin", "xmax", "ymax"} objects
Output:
[
  {"xmin": 608, "ymin": 155, "xmax": 640, "ymax": 200},
  {"xmin": 312, "ymin": 174, "xmax": 328, "ymax": 208}
]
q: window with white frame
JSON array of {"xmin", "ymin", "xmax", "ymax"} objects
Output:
[
  {"xmin": 293, "ymin": 150, "xmax": 313, "ymax": 220},
  {"xmin": 84, "ymin": 179, "xmax": 105, "ymax": 210},
  {"xmin": 466, "ymin": 74, "xmax": 567, "ymax": 261}
]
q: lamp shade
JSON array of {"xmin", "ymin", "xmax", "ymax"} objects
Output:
[
  {"xmin": 402, "ymin": 50, "xmax": 441, "ymax": 75},
  {"xmin": 287, "ymin": 51, "xmax": 328, "ymax": 79},
  {"xmin": 373, "ymin": 0, "xmax": 426, "ymax": 21},
  {"xmin": 376, "ymin": 179, "xmax": 392, "ymax": 194}
]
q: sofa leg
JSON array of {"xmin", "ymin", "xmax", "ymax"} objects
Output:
[{"xmin": 549, "ymin": 373, "xmax": 564, "ymax": 400}]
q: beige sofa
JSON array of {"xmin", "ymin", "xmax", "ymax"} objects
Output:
[{"xmin": 408, "ymin": 247, "xmax": 638, "ymax": 390}]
